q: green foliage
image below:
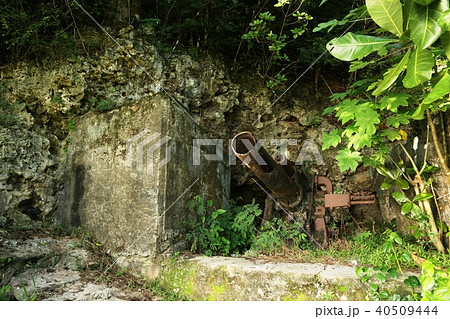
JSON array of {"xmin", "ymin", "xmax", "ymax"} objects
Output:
[
  {"xmin": 322, "ymin": 0, "xmax": 450, "ymax": 170},
  {"xmin": 252, "ymin": 218, "xmax": 309, "ymax": 253},
  {"xmin": 420, "ymin": 260, "xmax": 450, "ymax": 300},
  {"xmin": 142, "ymin": 0, "xmax": 253, "ymax": 54},
  {"xmin": 186, "ymin": 195, "xmax": 309, "ymax": 256},
  {"xmin": 335, "ymin": 149, "xmax": 362, "ymax": 172},
  {"xmin": 376, "ymin": 159, "xmax": 442, "ymax": 240},
  {"xmin": 353, "ymin": 229, "xmax": 450, "ymax": 301},
  {"xmin": 321, "ymin": 0, "xmax": 449, "ymax": 252},
  {"xmin": 145, "ymin": 279, "xmax": 190, "ymax": 301},
  {"xmin": 186, "ymin": 195, "xmax": 262, "ymax": 256},
  {"xmin": 0, "ymin": 285, "xmax": 11, "ymax": 301},
  {"xmin": 366, "ymin": 0, "xmax": 404, "ymax": 37},
  {"xmin": 91, "ymin": 97, "xmax": 115, "ymax": 113},
  {"xmin": 327, "ymin": 33, "xmax": 397, "ymax": 61},
  {"xmin": 241, "ymin": 1, "xmax": 313, "ymax": 87},
  {"xmin": 0, "ymin": 0, "xmax": 109, "ymax": 64},
  {"xmin": 91, "ymin": 88, "xmax": 116, "ymax": 113},
  {"xmin": 355, "ymin": 230, "xmax": 420, "ymax": 301}
]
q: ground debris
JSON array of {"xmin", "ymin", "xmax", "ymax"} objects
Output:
[{"xmin": 0, "ymin": 226, "xmax": 157, "ymax": 301}]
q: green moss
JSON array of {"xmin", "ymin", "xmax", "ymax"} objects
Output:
[
  {"xmin": 159, "ymin": 260, "xmax": 198, "ymax": 298},
  {"xmin": 155, "ymin": 257, "xmax": 375, "ymax": 301},
  {"xmin": 207, "ymin": 280, "xmax": 228, "ymax": 301}
]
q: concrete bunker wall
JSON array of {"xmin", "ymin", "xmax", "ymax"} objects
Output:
[{"xmin": 57, "ymin": 94, "xmax": 230, "ymax": 259}]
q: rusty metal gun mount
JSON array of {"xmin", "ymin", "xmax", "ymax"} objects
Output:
[
  {"xmin": 231, "ymin": 131, "xmax": 376, "ymax": 246},
  {"xmin": 231, "ymin": 131, "xmax": 307, "ymax": 222}
]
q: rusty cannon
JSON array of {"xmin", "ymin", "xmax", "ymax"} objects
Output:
[
  {"xmin": 231, "ymin": 131, "xmax": 376, "ymax": 245},
  {"xmin": 231, "ymin": 131, "xmax": 308, "ymax": 222}
]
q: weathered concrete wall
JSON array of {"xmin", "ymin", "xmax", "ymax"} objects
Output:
[{"xmin": 57, "ymin": 94, "xmax": 230, "ymax": 259}]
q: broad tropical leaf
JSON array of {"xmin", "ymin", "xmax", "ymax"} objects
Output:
[
  {"xmin": 404, "ymin": 0, "xmax": 415, "ymax": 30},
  {"xmin": 411, "ymin": 103, "xmax": 429, "ymax": 120},
  {"xmin": 372, "ymin": 50, "xmax": 411, "ymax": 96},
  {"xmin": 414, "ymin": 0, "xmax": 436, "ymax": 5},
  {"xmin": 403, "ymin": 48, "xmax": 434, "ymax": 88},
  {"xmin": 327, "ymin": 33, "xmax": 396, "ymax": 61},
  {"xmin": 423, "ymin": 72, "xmax": 450, "ymax": 103},
  {"xmin": 438, "ymin": 9, "xmax": 450, "ymax": 31},
  {"xmin": 409, "ymin": 0, "xmax": 449, "ymax": 49},
  {"xmin": 366, "ymin": 0, "xmax": 404, "ymax": 36},
  {"xmin": 441, "ymin": 32, "xmax": 450, "ymax": 59}
]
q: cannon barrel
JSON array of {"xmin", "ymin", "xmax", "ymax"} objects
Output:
[{"xmin": 231, "ymin": 131, "xmax": 304, "ymax": 209}]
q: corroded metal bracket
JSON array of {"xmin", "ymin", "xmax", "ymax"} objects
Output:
[{"xmin": 312, "ymin": 175, "xmax": 376, "ymax": 246}]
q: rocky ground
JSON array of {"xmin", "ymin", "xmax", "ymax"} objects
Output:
[{"xmin": 0, "ymin": 224, "xmax": 161, "ymax": 301}]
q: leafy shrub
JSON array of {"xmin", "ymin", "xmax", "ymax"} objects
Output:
[
  {"xmin": 252, "ymin": 218, "xmax": 309, "ymax": 253},
  {"xmin": 355, "ymin": 230, "xmax": 450, "ymax": 301},
  {"xmin": 420, "ymin": 260, "xmax": 450, "ymax": 301},
  {"xmin": 186, "ymin": 195, "xmax": 261, "ymax": 256},
  {"xmin": 0, "ymin": 0, "xmax": 109, "ymax": 64},
  {"xmin": 186, "ymin": 195, "xmax": 309, "ymax": 256}
]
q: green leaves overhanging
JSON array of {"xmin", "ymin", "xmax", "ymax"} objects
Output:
[
  {"xmin": 409, "ymin": 0, "xmax": 449, "ymax": 49},
  {"xmin": 423, "ymin": 72, "xmax": 450, "ymax": 104},
  {"xmin": 366, "ymin": 0, "xmax": 404, "ymax": 36},
  {"xmin": 327, "ymin": 33, "xmax": 396, "ymax": 61},
  {"xmin": 403, "ymin": 48, "xmax": 435, "ymax": 88},
  {"xmin": 372, "ymin": 50, "xmax": 411, "ymax": 96}
]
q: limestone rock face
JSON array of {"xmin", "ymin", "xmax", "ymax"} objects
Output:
[{"xmin": 0, "ymin": 106, "xmax": 58, "ymax": 226}]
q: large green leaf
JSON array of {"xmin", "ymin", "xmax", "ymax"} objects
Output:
[
  {"xmin": 414, "ymin": 0, "xmax": 436, "ymax": 5},
  {"xmin": 372, "ymin": 50, "xmax": 411, "ymax": 96},
  {"xmin": 336, "ymin": 99, "xmax": 359, "ymax": 124},
  {"xmin": 411, "ymin": 103, "xmax": 429, "ymax": 120},
  {"xmin": 441, "ymin": 32, "xmax": 450, "ymax": 59},
  {"xmin": 403, "ymin": 48, "xmax": 434, "ymax": 88},
  {"xmin": 404, "ymin": 0, "xmax": 414, "ymax": 29},
  {"xmin": 438, "ymin": 9, "xmax": 450, "ymax": 31},
  {"xmin": 409, "ymin": 0, "xmax": 449, "ymax": 49},
  {"xmin": 348, "ymin": 132, "xmax": 372, "ymax": 150},
  {"xmin": 327, "ymin": 33, "xmax": 396, "ymax": 61},
  {"xmin": 366, "ymin": 0, "xmax": 404, "ymax": 36},
  {"xmin": 423, "ymin": 72, "xmax": 450, "ymax": 103}
]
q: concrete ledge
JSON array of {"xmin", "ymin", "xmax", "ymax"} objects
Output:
[{"xmin": 156, "ymin": 256, "xmax": 415, "ymax": 301}]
